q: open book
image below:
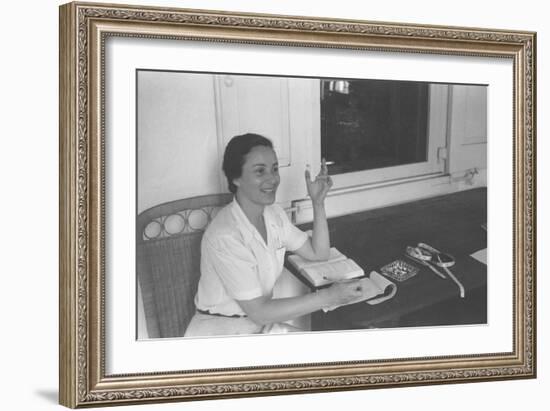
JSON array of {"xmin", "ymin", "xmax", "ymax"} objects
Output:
[
  {"xmin": 287, "ymin": 247, "xmax": 363, "ymax": 287},
  {"xmin": 323, "ymin": 271, "xmax": 397, "ymax": 311},
  {"xmin": 287, "ymin": 248, "xmax": 397, "ymax": 311}
]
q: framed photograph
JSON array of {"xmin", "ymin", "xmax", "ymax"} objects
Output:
[{"xmin": 59, "ymin": 1, "xmax": 536, "ymax": 408}]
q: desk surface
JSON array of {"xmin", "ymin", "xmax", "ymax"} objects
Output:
[{"xmin": 296, "ymin": 188, "xmax": 487, "ymax": 331}]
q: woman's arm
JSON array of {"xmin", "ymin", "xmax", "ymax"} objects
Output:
[
  {"xmin": 294, "ymin": 159, "xmax": 333, "ymax": 261},
  {"xmin": 237, "ymin": 280, "xmax": 364, "ymax": 325}
]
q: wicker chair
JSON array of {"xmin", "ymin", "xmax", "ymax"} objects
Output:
[{"xmin": 137, "ymin": 193, "xmax": 234, "ymax": 338}]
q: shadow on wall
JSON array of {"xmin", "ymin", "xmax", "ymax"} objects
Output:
[{"xmin": 34, "ymin": 389, "xmax": 58, "ymax": 404}]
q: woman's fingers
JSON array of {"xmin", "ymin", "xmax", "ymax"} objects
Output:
[
  {"xmin": 315, "ymin": 174, "xmax": 333, "ymax": 189},
  {"xmin": 304, "ymin": 169, "xmax": 314, "ymax": 188},
  {"xmin": 323, "ymin": 177, "xmax": 333, "ymax": 195},
  {"xmin": 306, "ymin": 159, "xmax": 330, "ymax": 179},
  {"xmin": 305, "ymin": 161, "xmax": 333, "ymax": 199},
  {"xmin": 321, "ymin": 158, "xmax": 328, "ymax": 176}
]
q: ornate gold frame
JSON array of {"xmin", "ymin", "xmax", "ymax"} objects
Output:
[{"xmin": 59, "ymin": 1, "xmax": 536, "ymax": 408}]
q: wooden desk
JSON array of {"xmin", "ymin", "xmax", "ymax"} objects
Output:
[{"xmin": 292, "ymin": 188, "xmax": 487, "ymax": 331}]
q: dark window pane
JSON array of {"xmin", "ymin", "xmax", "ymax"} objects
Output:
[{"xmin": 321, "ymin": 79, "xmax": 430, "ymax": 175}]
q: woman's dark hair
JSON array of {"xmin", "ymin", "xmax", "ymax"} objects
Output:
[{"xmin": 222, "ymin": 133, "xmax": 273, "ymax": 194}]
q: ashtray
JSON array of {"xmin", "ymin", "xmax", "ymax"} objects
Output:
[{"xmin": 380, "ymin": 259, "xmax": 419, "ymax": 282}]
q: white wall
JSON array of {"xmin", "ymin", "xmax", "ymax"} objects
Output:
[
  {"xmin": 0, "ymin": 1, "xmax": 546, "ymax": 410},
  {"xmin": 137, "ymin": 71, "xmax": 221, "ymax": 213},
  {"xmin": 137, "ymin": 73, "xmax": 320, "ymax": 211}
]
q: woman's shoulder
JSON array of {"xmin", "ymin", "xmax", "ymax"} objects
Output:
[
  {"xmin": 203, "ymin": 203, "xmax": 242, "ymax": 243},
  {"xmin": 265, "ymin": 203, "xmax": 290, "ymax": 225}
]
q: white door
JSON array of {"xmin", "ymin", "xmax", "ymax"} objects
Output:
[{"xmin": 214, "ymin": 75, "xmax": 320, "ymax": 208}]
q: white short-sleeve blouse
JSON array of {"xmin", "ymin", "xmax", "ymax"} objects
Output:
[{"xmin": 194, "ymin": 199, "xmax": 308, "ymax": 316}]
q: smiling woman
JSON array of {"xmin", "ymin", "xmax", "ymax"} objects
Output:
[
  {"xmin": 183, "ymin": 133, "xmax": 366, "ymax": 336},
  {"xmin": 225, "ymin": 134, "xmax": 281, "ymax": 209}
]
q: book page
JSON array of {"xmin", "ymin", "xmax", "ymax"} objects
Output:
[
  {"xmin": 470, "ymin": 248, "xmax": 487, "ymax": 265},
  {"xmin": 365, "ymin": 271, "xmax": 397, "ymax": 305},
  {"xmin": 303, "ymin": 259, "xmax": 364, "ymax": 287},
  {"xmin": 287, "ymin": 247, "xmax": 346, "ymax": 271}
]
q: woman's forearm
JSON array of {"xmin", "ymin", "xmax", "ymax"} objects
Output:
[
  {"xmin": 239, "ymin": 290, "xmax": 329, "ymax": 325},
  {"xmin": 311, "ymin": 202, "xmax": 330, "ymax": 260},
  {"xmin": 238, "ymin": 279, "xmax": 365, "ymax": 326}
]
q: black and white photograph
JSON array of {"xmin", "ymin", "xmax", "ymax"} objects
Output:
[
  {"xmin": 2, "ymin": 0, "xmax": 546, "ymax": 408},
  {"xmin": 54, "ymin": 1, "xmax": 536, "ymax": 408},
  {"xmin": 136, "ymin": 71, "xmax": 488, "ymax": 339}
]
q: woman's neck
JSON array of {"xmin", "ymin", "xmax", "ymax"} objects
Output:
[{"xmin": 235, "ymin": 193, "xmax": 264, "ymax": 226}]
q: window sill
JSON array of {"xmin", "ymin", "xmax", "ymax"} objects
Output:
[{"xmin": 291, "ymin": 169, "xmax": 486, "ymax": 224}]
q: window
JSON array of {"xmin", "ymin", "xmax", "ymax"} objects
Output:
[{"xmin": 320, "ymin": 79, "xmax": 447, "ymax": 188}]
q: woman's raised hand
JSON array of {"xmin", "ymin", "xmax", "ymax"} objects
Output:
[{"xmin": 305, "ymin": 158, "xmax": 333, "ymax": 206}]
